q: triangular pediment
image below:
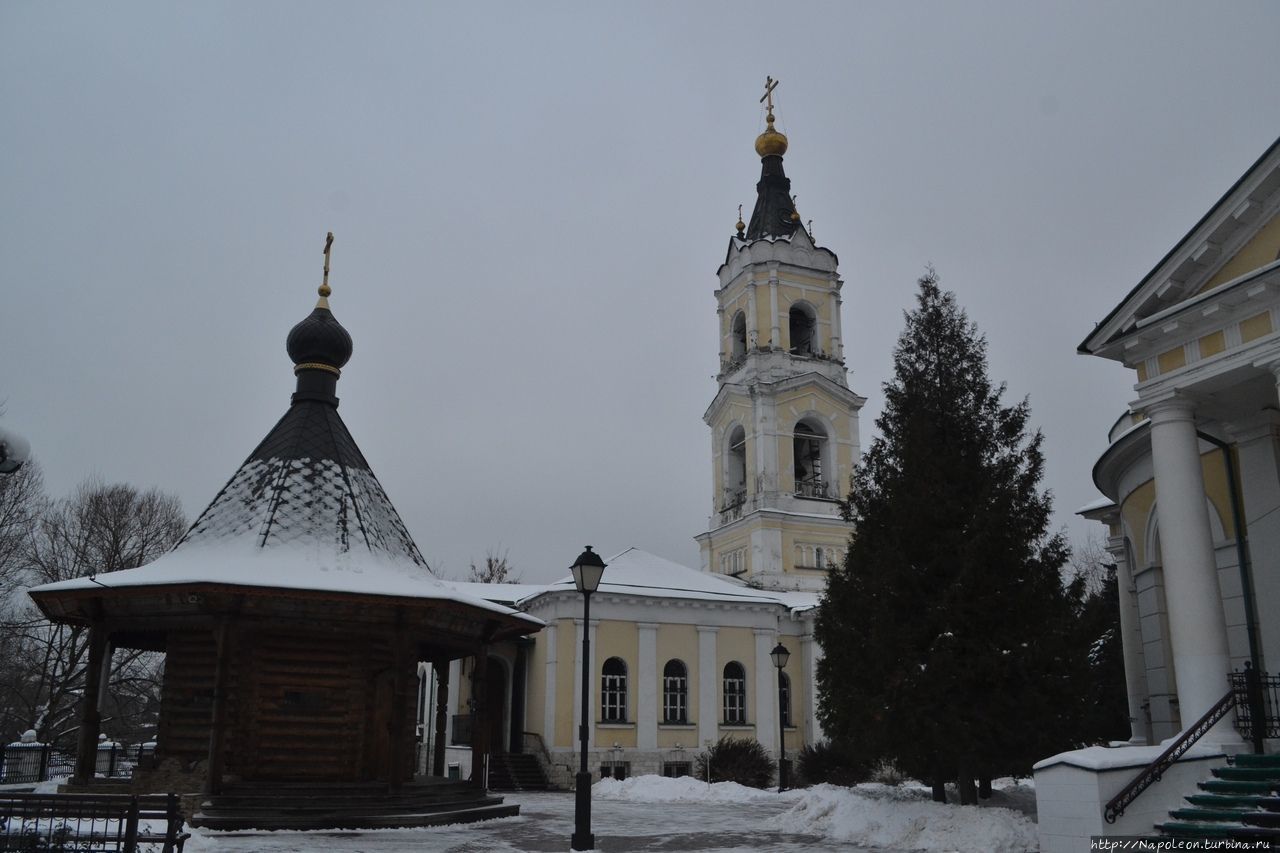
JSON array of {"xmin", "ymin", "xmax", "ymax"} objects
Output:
[{"xmin": 1082, "ymin": 137, "xmax": 1280, "ymax": 356}]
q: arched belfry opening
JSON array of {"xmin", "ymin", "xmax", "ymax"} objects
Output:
[
  {"xmin": 789, "ymin": 302, "xmax": 817, "ymax": 355},
  {"xmin": 731, "ymin": 311, "xmax": 748, "ymax": 359},
  {"xmin": 793, "ymin": 419, "xmax": 829, "ymax": 499},
  {"xmin": 725, "ymin": 425, "xmax": 747, "ymax": 508}
]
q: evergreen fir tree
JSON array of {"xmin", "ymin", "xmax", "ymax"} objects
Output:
[{"xmin": 815, "ymin": 269, "xmax": 1079, "ymax": 803}]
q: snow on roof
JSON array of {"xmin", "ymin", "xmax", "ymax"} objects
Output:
[
  {"xmin": 438, "ymin": 580, "xmax": 549, "ymax": 606},
  {"xmin": 1033, "ymin": 742, "xmax": 1224, "ymax": 773},
  {"xmin": 29, "ymin": 538, "xmax": 542, "ymax": 626},
  {"xmin": 1074, "ymin": 495, "xmax": 1117, "ymax": 515},
  {"xmin": 515, "ymin": 547, "xmax": 819, "ymax": 613}
]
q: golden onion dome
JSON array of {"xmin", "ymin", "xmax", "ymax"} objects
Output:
[{"xmin": 754, "ymin": 111, "xmax": 789, "ymax": 158}]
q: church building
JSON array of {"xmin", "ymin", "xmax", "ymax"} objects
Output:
[
  {"xmin": 429, "ymin": 87, "xmax": 862, "ymax": 785},
  {"xmin": 1035, "ymin": 135, "xmax": 1280, "ymax": 852}
]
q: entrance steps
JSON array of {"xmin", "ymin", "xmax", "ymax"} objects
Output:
[
  {"xmin": 1153, "ymin": 753, "xmax": 1280, "ymax": 846},
  {"xmin": 191, "ymin": 779, "xmax": 518, "ymax": 830}
]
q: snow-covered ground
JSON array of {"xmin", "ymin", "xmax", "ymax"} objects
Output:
[{"xmin": 183, "ymin": 775, "xmax": 1038, "ymax": 852}]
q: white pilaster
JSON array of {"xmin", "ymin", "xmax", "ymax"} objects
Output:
[
  {"xmin": 747, "ymin": 281, "xmax": 759, "ymax": 349},
  {"xmin": 829, "ymin": 289, "xmax": 842, "ymax": 359},
  {"xmin": 1145, "ymin": 398, "xmax": 1236, "ymax": 741},
  {"xmin": 697, "ymin": 626, "xmax": 718, "ymax": 747},
  {"xmin": 542, "ymin": 623, "xmax": 558, "ymax": 746},
  {"xmin": 754, "ymin": 629, "xmax": 777, "ymax": 754},
  {"xmin": 637, "ymin": 622, "xmax": 659, "ymax": 750},
  {"xmin": 573, "ymin": 618, "xmax": 600, "ymax": 751},
  {"xmin": 1107, "ymin": 532, "xmax": 1150, "ymax": 744},
  {"xmin": 769, "ymin": 268, "xmax": 781, "ymax": 349}
]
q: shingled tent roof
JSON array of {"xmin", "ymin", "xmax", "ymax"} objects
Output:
[
  {"xmin": 178, "ymin": 396, "xmax": 427, "ymax": 563},
  {"xmin": 30, "ymin": 254, "xmax": 540, "ymax": 631}
]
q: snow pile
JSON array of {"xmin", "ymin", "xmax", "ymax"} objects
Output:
[
  {"xmin": 593, "ymin": 774, "xmax": 801, "ymax": 804},
  {"xmin": 595, "ymin": 775, "xmax": 1038, "ymax": 852},
  {"xmin": 777, "ymin": 782, "xmax": 1038, "ymax": 852}
]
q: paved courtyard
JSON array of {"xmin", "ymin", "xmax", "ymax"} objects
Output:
[{"xmin": 184, "ymin": 791, "xmax": 878, "ymax": 853}]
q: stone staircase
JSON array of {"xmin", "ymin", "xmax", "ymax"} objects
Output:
[
  {"xmin": 488, "ymin": 751, "xmax": 554, "ymax": 791},
  {"xmin": 1154, "ymin": 753, "xmax": 1280, "ymax": 846},
  {"xmin": 191, "ymin": 779, "xmax": 518, "ymax": 830}
]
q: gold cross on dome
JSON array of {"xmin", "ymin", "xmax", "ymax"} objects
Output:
[
  {"xmin": 318, "ymin": 232, "xmax": 335, "ymax": 305},
  {"xmin": 760, "ymin": 76, "xmax": 779, "ymax": 112}
]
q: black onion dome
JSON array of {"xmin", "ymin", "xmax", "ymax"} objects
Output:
[{"xmin": 286, "ymin": 306, "xmax": 353, "ymax": 370}]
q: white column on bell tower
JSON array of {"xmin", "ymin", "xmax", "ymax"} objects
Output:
[
  {"xmin": 747, "ymin": 279, "xmax": 759, "ymax": 349},
  {"xmin": 829, "ymin": 287, "xmax": 843, "ymax": 360},
  {"xmin": 769, "ymin": 265, "xmax": 781, "ymax": 349}
]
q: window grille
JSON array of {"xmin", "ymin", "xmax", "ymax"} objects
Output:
[
  {"xmin": 723, "ymin": 662, "xmax": 746, "ymax": 724},
  {"xmin": 663, "ymin": 660, "xmax": 688, "ymax": 724},
  {"xmin": 601, "ymin": 657, "xmax": 628, "ymax": 723}
]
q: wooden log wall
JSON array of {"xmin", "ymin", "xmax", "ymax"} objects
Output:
[{"xmin": 157, "ymin": 632, "xmax": 225, "ymax": 765}]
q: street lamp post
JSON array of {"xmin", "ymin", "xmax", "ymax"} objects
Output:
[
  {"xmin": 770, "ymin": 642, "xmax": 790, "ymax": 792},
  {"xmin": 570, "ymin": 546, "xmax": 606, "ymax": 852}
]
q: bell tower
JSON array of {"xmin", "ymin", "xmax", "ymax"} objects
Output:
[{"xmin": 695, "ymin": 82, "xmax": 865, "ymax": 592}]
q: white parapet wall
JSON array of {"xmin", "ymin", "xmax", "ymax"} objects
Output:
[{"xmin": 1034, "ymin": 743, "xmax": 1226, "ymax": 853}]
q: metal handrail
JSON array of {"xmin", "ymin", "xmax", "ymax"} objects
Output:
[{"xmin": 1103, "ymin": 687, "xmax": 1236, "ymax": 823}]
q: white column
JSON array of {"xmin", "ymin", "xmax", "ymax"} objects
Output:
[
  {"xmin": 1145, "ymin": 398, "xmax": 1236, "ymax": 742},
  {"xmin": 542, "ymin": 623, "xmax": 558, "ymax": 746},
  {"xmin": 769, "ymin": 269, "xmax": 781, "ymax": 349},
  {"xmin": 716, "ymin": 305, "xmax": 726, "ymax": 367},
  {"xmin": 754, "ymin": 629, "xmax": 776, "ymax": 754},
  {"xmin": 637, "ymin": 623, "xmax": 659, "ymax": 749},
  {"xmin": 828, "ymin": 288, "xmax": 842, "ymax": 359},
  {"xmin": 747, "ymin": 281, "xmax": 759, "ymax": 349},
  {"xmin": 697, "ymin": 626, "xmax": 719, "ymax": 748},
  {"xmin": 1228, "ymin": 413, "xmax": 1280, "ymax": 670},
  {"xmin": 1107, "ymin": 532, "xmax": 1150, "ymax": 744}
]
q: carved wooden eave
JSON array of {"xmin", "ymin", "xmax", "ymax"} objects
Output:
[{"xmin": 29, "ymin": 580, "xmax": 540, "ymax": 652}]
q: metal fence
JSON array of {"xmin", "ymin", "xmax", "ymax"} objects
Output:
[
  {"xmin": 1230, "ymin": 665, "xmax": 1280, "ymax": 742},
  {"xmin": 0, "ymin": 744, "xmax": 144, "ymax": 785}
]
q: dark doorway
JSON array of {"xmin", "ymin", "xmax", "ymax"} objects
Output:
[{"xmin": 486, "ymin": 658, "xmax": 507, "ymax": 754}]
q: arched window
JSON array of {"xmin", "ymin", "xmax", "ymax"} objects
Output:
[
  {"xmin": 725, "ymin": 425, "xmax": 747, "ymax": 509},
  {"xmin": 663, "ymin": 659, "xmax": 688, "ymax": 724},
  {"xmin": 793, "ymin": 420, "xmax": 828, "ymax": 498},
  {"xmin": 779, "ymin": 672, "xmax": 792, "ymax": 728},
  {"xmin": 731, "ymin": 311, "xmax": 747, "ymax": 359},
  {"xmin": 723, "ymin": 662, "xmax": 746, "ymax": 724},
  {"xmin": 601, "ymin": 657, "xmax": 628, "ymax": 723},
  {"xmin": 789, "ymin": 302, "xmax": 817, "ymax": 355}
]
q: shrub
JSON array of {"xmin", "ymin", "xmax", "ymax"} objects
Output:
[
  {"xmin": 796, "ymin": 739, "xmax": 875, "ymax": 787},
  {"xmin": 696, "ymin": 736, "xmax": 776, "ymax": 789}
]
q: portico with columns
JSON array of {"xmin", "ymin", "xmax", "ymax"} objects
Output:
[{"xmin": 1037, "ymin": 136, "xmax": 1280, "ymax": 852}]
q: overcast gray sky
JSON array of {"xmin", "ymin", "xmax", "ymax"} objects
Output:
[{"xmin": 3, "ymin": 1, "xmax": 1279, "ymax": 584}]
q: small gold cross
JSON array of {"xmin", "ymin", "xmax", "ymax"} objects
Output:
[
  {"xmin": 319, "ymin": 231, "xmax": 334, "ymax": 302},
  {"xmin": 760, "ymin": 76, "xmax": 779, "ymax": 113}
]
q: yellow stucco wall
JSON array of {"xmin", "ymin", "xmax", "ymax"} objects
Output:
[
  {"xmin": 525, "ymin": 631, "xmax": 546, "ymax": 738},
  {"xmin": 716, "ymin": 627, "xmax": 757, "ymax": 736},
  {"xmin": 1119, "ymin": 448, "xmax": 1237, "ymax": 566},
  {"xmin": 594, "ymin": 620, "xmax": 638, "ymax": 747},
  {"xmin": 1241, "ymin": 311, "xmax": 1274, "ymax": 343},
  {"xmin": 1200, "ymin": 213, "xmax": 1280, "ymax": 293},
  {"xmin": 1199, "ymin": 331, "xmax": 1226, "ymax": 358},
  {"xmin": 1156, "ymin": 347, "xmax": 1187, "ymax": 374},
  {"xmin": 554, "ymin": 619, "xmax": 577, "ymax": 748},
  {"xmin": 656, "ymin": 624, "xmax": 700, "ymax": 746}
]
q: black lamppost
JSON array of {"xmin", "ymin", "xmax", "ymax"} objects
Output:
[
  {"xmin": 770, "ymin": 642, "xmax": 790, "ymax": 792},
  {"xmin": 570, "ymin": 546, "xmax": 606, "ymax": 852}
]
